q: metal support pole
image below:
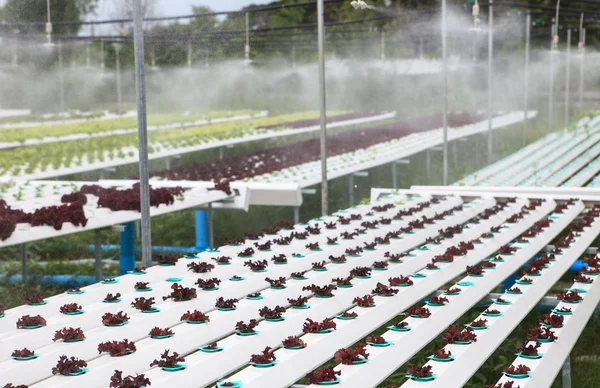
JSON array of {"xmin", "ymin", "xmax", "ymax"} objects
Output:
[
  {"xmin": 132, "ymin": 0, "xmax": 152, "ymax": 268},
  {"xmin": 348, "ymin": 174, "xmax": 355, "ymax": 207},
  {"xmin": 419, "ymin": 35, "xmax": 424, "ymax": 59},
  {"xmin": 442, "ymin": 0, "xmax": 449, "ymax": 185},
  {"xmin": 292, "ymin": 45, "xmax": 296, "ymax": 69},
  {"xmin": 487, "ymin": 0, "xmax": 494, "ymax": 164},
  {"xmin": 100, "ymin": 40, "xmax": 105, "ymax": 72},
  {"xmin": 578, "ymin": 28, "xmax": 586, "ymax": 112},
  {"xmin": 245, "ymin": 12, "xmax": 250, "ymax": 61},
  {"xmin": 187, "ymin": 39, "xmax": 192, "ymax": 68},
  {"xmin": 317, "ymin": 0, "xmax": 328, "ymax": 216},
  {"xmin": 426, "ymin": 149, "xmax": 431, "ymax": 180},
  {"xmin": 293, "ymin": 207, "xmax": 300, "ymax": 224},
  {"xmin": 21, "ymin": 244, "xmax": 27, "ymax": 283},
  {"xmin": 115, "ymin": 44, "xmax": 122, "ymax": 114},
  {"xmin": 549, "ymin": 22, "xmax": 555, "ymax": 134},
  {"xmin": 86, "ymin": 43, "xmax": 90, "ymax": 68},
  {"xmin": 11, "ymin": 38, "xmax": 18, "ymax": 67},
  {"xmin": 94, "ymin": 229, "xmax": 102, "ymax": 282},
  {"xmin": 165, "ymin": 157, "xmax": 171, "ymax": 170},
  {"xmin": 392, "ymin": 162, "xmax": 397, "ymax": 190},
  {"xmin": 151, "ymin": 46, "xmax": 156, "ymax": 68},
  {"xmin": 219, "ymin": 147, "xmax": 224, "ymax": 160},
  {"xmin": 562, "ymin": 355, "xmax": 572, "ymax": 388},
  {"xmin": 380, "ymin": 30, "xmax": 385, "ymax": 60},
  {"xmin": 565, "ymin": 29, "xmax": 571, "ymax": 129},
  {"xmin": 524, "ymin": 12, "xmax": 531, "ymax": 147},
  {"xmin": 207, "ymin": 203, "xmax": 214, "ymax": 249},
  {"xmin": 57, "ymin": 41, "xmax": 65, "ymax": 113}
]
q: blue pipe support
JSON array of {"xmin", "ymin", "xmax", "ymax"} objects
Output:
[
  {"xmin": 195, "ymin": 210, "xmax": 209, "ymax": 251},
  {"xmin": 89, "ymin": 244, "xmax": 201, "ymax": 254},
  {"xmin": 0, "ymin": 274, "xmax": 96, "ymax": 287},
  {"xmin": 119, "ymin": 222, "xmax": 135, "ymax": 275}
]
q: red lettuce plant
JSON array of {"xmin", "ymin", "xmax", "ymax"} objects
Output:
[
  {"xmin": 392, "ymin": 320, "xmax": 409, "ymax": 330},
  {"xmin": 250, "ymin": 347, "xmax": 276, "ymax": 365},
  {"xmin": 254, "ymin": 241, "xmax": 272, "ymax": 251},
  {"xmin": 312, "ymin": 261, "xmax": 327, "ymax": 270},
  {"xmin": 334, "ymin": 343, "xmax": 369, "ymax": 365},
  {"xmin": 187, "ymin": 262, "xmax": 214, "ymax": 273},
  {"xmin": 372, "ymin": 282, "xmax": 398, "ymax": 296},
  {"xmin": 102, "ymin": 312, "xmax": 129, "ymax": 326},
  {"xmin": 245, "ymin": 232, "xmax": 264, "ymax": 240},
  {"xmin": 389, "ymin": 276, "xmax": 413, "ymax": 286},
  {"xmin": 225, "ymin": 237, "xmax": 245, "ymax": 246},
  {"xmin": 575, "ymin": 274, "xmax": 593, "ymax": 283},
  {"xmin": 470, "ymin": 318, "xmax": 488, "ymax": 328},
  {"xmin": 303, "ymin": 284, "xmax": 336, "ymax": 297},
  {"xmin": 155, "ymin": 254, "xmax": 178, "ymax": 266},
  {"xmin": 350, "ymin": 266, "xmax": 372, "ymax": 277},
  {"xmin": 498, "ymin": 245, "xmax": 517, "ymax": 255},
  {"xmin": 302, "ymin": 318, "xmax": 336, "ymax": 333},
  {"xmin": 265, "ymin": 277, "xmax": 287, "ymax": 288},
  {"xmin": 306, "ymin": 242, "xmax": 321, "ymax": 250},
  {"xmin": 406, "ymin": 305, "xmax": 431, "ymax": 318},
  {"xmin": 306, "ymin": 366, "xmax": 341, "ymax": 384},
  {"xmin": 291, "ymin": 271, "xmax": 308, "ymax": 279},
  {"xmin": 244, "ymin": 259, "xmax": 268, "ymax": 271},
  {"xmin": 53, "ymin": 327, "xmax": 85, "ymax": 342},
  {"xmin": 346, "ymin": 247, "xmax": 364, "ymax": 256},
  {"xmin": 131, "ymin": 297, "xmax": 155, "ymax": 311},
  {"xmin": 516, "ymin": 341, "xmax": 541, "ymax": 356},
  {"xmin": 332, "ymin": 276, "xmax": 354, "ymax": 287},
  {"xmin": 330, "ymin": 255, "xmax": 347, "ymax": 264},
  {"xmin": 180, "ymin": 310, "xmax": 209, "ymax": 323},
  {"xmin": 98, "ymin": 340, "xmax": 136, "ymax": 357},
  {"xmin": 429, "ymin": 296, "xmax": 449, "ymax": 305},
  {"xmin": 555, "ymin": 307, "xmax": 572, "ymax": 314},
  {"xmin": 442, "ymin": 326, "xmax": 477, "ymax": 344},
  {"xmin": 195, "ymin": 278, "xmax": 221, "ymax": 289},
  {"xmin": 282, "ymin": 336, "xmax": 306, "ymax": 349},
  {"xmin": 407, "ymin": 365, "xmax": 433, "ymax": 378},
  {"xmin": 373, "ymin": 261, "xmax": 388, "ymax": 269},
  {"xmin": 557, "ymin": 291, "xmax": 583, "ymax": 303},
  {"xmin": 135, "ymin": 282, "xmax": 150, "ymax": 290},
  {"xmin": 259, "ymin": 306, "xmax": 286, "ymax": 320},
  {"xmin": 340, "ymin": 231, "xmax": 356, "ymax": 239},
  {"xmin": 149, "ymin": 350, "xmax": 185, "ymax": 368},
  {"xmin": 507, "ymin": 286, "xmax": 521, "ymax": 293},
  {"xmin": 483, "ymin": 382, "xmax": 520, "ymax": 388},
  {"xmin": 482, "ymin": 260, "xmax": 496, "ymax": 269},
  {"xmin": 353, "ymin": 295, "xmax": 375, "ymax": 307},
  {"xmin": 23, "ymin": 292, "xmax": 44, "ymax": 305},
  {"xmin": 426, "ymin": 263, "xmax": 439, "ymax": 270},
  {"xmin": 527, "ymin": 326, "xmax": 557, "ymax": 342},
  {"xmin": 52, "ymin": 355, "xmax": 87, "ymax": 375},
  {"xmin": 235, "ymin": 319, "xmax": 259, "ymax": 334},
  {"xmin": 149, "ymin": 327, "xmax": 174, "ymax": 338},
  {"xmin": 503, "ymin": 364, "xmax": 531, "ymax": 376},
  {"xmin": 288, "ymin": 296, "xmax": 309, "ymax": 307},
  {"xmin": 339, "ymin": 311, "xmax": 358, "ymax": 319},
  {"xmin": 11, "ymin": 348, "xmax": 35, "ymax": 358},
  {"xmin": 433, "ymin": 348, "xmax": 452, "ymax": 359},
  {"xmin": 60, "ymin": 303, "xmax": 82, "ymax": 314},
  {"xmin": 212, "ymin": 256, "xmax": 232, "ymax": 265},
  {"xmin": 540, "ymin": 314, "xmax": 564, "ymax": 328},
  {"xmin": 363, "ymin": 242, "xmax": 377, "ymax": 250},
  {"xmin": 104, "ymin": 293, "xmax": 121, "ymax": 302},
  {"xmin": 215, "ymin": 297, "xmax": 238, "ymax": 310},
  {"xmin": 163, "ymin": 284, "xmax": 197, "ymax": 302},
  {"xmin": 445, "ymin": 287, "xmax": 461, "ymax": 294},
  {"xmin": 238, "ymin": 247, "xmax": 255, "ymax": 258},
  {"xmin": 109, "ymin": 370, "xmax": 150, "ymax": 388},
  {"xmin": 271, "ymin": 254, "xmax": 287, "ymax": 264},
  {"xmin": 327, "ymin": 237, "xmax": 338, "ymax": 245},
  {"xmin": 16, "ymin": 315, "xmax": 46, "ymax": 328},
  {"xmin": 29, "ymin": 202, "xmax": 88, "ymax": 230},
  {"xmin": 325, "ymin": 221, "xmax": 337, "ymax": 229},
  {"xmin": 466, "ymin": 265, "xmax": 485, "ymax": 276}
]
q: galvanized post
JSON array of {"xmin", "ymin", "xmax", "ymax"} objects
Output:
[
  {"xmin": 419, "ymin": 35, "xmax": 424, "ymax": 59},
  {"xmin": 524, "ymin": 12, "xmax": 531, "ymax": 146},
  {"xmin": 562, "ymin": 355, "xmax": 572, "ymax": 388},
  {"xmin": 380, "ymin": 29, "xmax": 385, "ymax": 60},
  {"xmin": 58, "ymin": 41, "xmax": 65, "ymax": 113},
  {"xmin": 292, "ymin": 45, "xmax": 296, "ymax": 69},
  {"xmin": 442, "ymin": 0, "xmax": 449, "ymax": 186},
  {"xmin": 426, "ymin": 149, "xmax": 431, "ymax": 180},
  {"xmin": 94, "ymin": 229, "xmax": 102, "ymax": 282},
  {"xmin": 86, "ymin": 43, "xmax": 90, "ymax": 68},
  {"xmin": 245, "ymin": 12, "xmax": 250, "ymax": 61},
  {"xmin": 132, "ymin": 0, "xmax": 152, "ymax": 268},
  {"xmin": 578, "ymin": 28, "xmax": 585, "ymax": 112},
  {"xmin": 487, "ymin": 0, "xmax": 494, "ymax": 164},
  {"xmin": 565, "ymin": 29, "xmax": 571, "ymax": 129},
  {"xmin": 115, "ymin": 44, "xmax": 122, "ymax": 114},
  {"xmin": 549, "ymin": 22, "xmax": 555, "ymax": 134},
  {"xmin": 392, "ymin": 162, "xmax": 397, "ymax": 190},
  {"xmin": 348, "ymin": 174, "xmax": 354, "ymax": 208},
  {"xmin": 100, "ymin": 40, "xmax": 105, "ymax": 72},
  {"xmin": 317, "ymin": 0, "xmax": 328, "ymax": 216},
  {"xmin": 21, "ymin": 244, "xmax": 27, "ymax": 283},
  {"xmin": 207, "ymin": 203, "xmax": 214, "ymax": 249},
  {"xmin": 187, "ymin": 39, "xmax": 192, "ymax": 68},
  {"xmin": 294, "ymin": 207, "xmax": 300, "ymax": 224}
]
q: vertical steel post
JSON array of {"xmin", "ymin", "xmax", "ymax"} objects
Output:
[
  {"xmin": 565, "ymin": 29, "xmax": 571, "ymax": 129},
  {"xmin": 442, "ymin": 0, "xmax": 449, "ymax": 186},
  {"xmin": 317, "ymin": 0, "xmax": 328, "ymax": 216},
  {"xmin": 86, "ymin": 43, "xmax": 90, "ymax": 68},
  {"xmin": 245, "ymin": 12, "xmax": 250, "ymax": 61},
  {"xmin": 426, "ymin": 149, "xmax": 431, "ymax": 180},
  {"xmin": 348, "ymin": 174, "xmax": 354, "ymax": 207},
  {"xmin": 419, "ymin": 35, "xmax": 424, "ymax": 59},
  {"xmin": 549, "ymin": 22, "xmax": 555, "ymax": 134},
  {"xmin": 578, "ymin": 28, "xmax": 585, "ymax": 112},
  {"xmin": 21, "ymin": 244, "xmax": 27, "ymax": 283},
  {"xmin": 562, "ymin": 355, "xmax": 572, "ymax": 388},
  {"xmin": 381, "ymin": 30, "xmax": 386, "ymax": 60},
  {"xmin": 292, "ymin": 45, "xmax": 296, "ymax": 69},
  {"xmin": 294, "ymin": 207, "xmax": 300, "ymax": 224},
  {"xmin": 207, "ymin": 203, "xmax": 214, "ymax": 249},
  {"xmin": 115, "ymin": 44, "xmax": 122, "ymax": 114},
  {"xmin": 524, "ymin": 12, "xmax": 531, "ymax": 146},
  {"xmin": 100, "ymin": 40, "xmax": 105, "ymax": 72},
  {"xmin": 132, "ymin": 0, "xmax": 152, "ymax": 268},
  {"xmin": 94, "ymin": 229, "xmax": 102, "ymax": 282},
  {"xmin": 58, "ymin": 41, "xmax": 65, "ymax": 113},
  {"xmin": 187, "ymin": 39, "xmax": 192, "ymax": 68},
  {"xmin": 487, "ymin": 0, "xmax": 494, "ymax": 164},
  {"xmin": 392, "ymin": 162, "xmax": 397, "ymax": 190}
]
